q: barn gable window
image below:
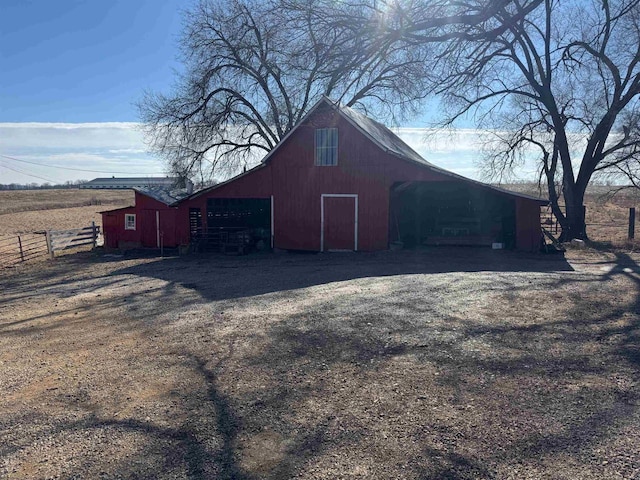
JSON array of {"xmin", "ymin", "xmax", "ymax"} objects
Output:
[
  {"xmin": 125, "ymin": 214, "xmax": 136, "ymax": 230},
  {"xmin": 315, "ymin": 128, "xmax": 338, "ymax": 166}
]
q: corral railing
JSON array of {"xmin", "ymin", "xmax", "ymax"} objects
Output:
[
  {"xmin": 0, "ymin": 233, "xmax": 49, "ymax": 268},
  {"xmin": 48, "ymin": 224, "xmax": 100, "ymax": 255},
  {"xmin": 0, "ymin": 223, "xmax": 100, "ymax": 269},
  {"xmin": 190, "ymin": 227, "xmax": 270, "ymax": 255}
]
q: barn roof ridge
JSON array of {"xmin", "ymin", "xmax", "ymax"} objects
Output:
[
  {"xmin": 99, "ymin": 205, "xmax": 135, "ymax": 214},
  {"xmin": 326, "ymin": 98, "xmax": 435, "ymax": 168}
]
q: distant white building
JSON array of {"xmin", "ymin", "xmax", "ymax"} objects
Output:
[{"xmin": 80, "ymin": 177, "xmax": 193, "ymax": 192}]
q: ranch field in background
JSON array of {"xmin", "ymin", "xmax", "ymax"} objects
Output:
[
  {"xmin": 0, "ymin": 189, "xmax": 133, "ymax": 234},
  {"xmin": 0, "ymin": 187, "xmax": 639, "ymax": 479}
]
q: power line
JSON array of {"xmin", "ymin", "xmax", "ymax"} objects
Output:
[
  {"xmin": 0, "ymin": 153, "xmax": 165, "ymax": 175},
  {"xmin": 0, "ymin": 160, "xmax": 61, "ymax": 184}
]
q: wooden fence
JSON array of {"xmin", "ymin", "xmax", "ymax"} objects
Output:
[
  {"xmin": 48, "ymin": 224, "xmax": 100, "ymax": 255},
  {"xmin": 0, "ymin": 223, "xmax": 100, "ymax": 269}
]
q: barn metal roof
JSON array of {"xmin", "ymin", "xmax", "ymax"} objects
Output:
[
  {"xmin": 133, "ymin": 186, "xmax": 191, "ymax": 205},
  {"xmin": 99, "ymin": 205, "xmax": 135, "ymax": 214},
  {"xmin": 80, "ymin": 177, "xmax": 180, "ymax": 189},
  {"xmin": 337, "ymin": 103, "xmax": 434, "ymax": 167},
  {"xmin": 328, "ymin": 99, "xmax": 547, "ymax": 204}
]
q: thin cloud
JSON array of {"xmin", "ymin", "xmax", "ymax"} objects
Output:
[{"xmin": 0, "ymin": 122, "xmax": 539, "ymax": 185}]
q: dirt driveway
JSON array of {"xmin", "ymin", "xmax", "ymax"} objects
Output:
[{"xmin": 0, "ymin": 248, "xmax": 638, "ymax": 479}]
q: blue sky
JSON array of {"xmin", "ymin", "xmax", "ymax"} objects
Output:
[
  {"xmin": 0, "ymin": 1, "xmax": 537, "ymax": 185},
  {"xmin": 0, "ymin": 0, "xmax": 183, "ymax": 122},
  {"xmin": 0, "ymin": 0, "xmax": 184, "ymax": 183}
]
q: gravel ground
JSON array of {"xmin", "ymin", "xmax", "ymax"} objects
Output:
[{"xmin": 0, "ymin": 247, "xmax": 639, "ymax": 479}]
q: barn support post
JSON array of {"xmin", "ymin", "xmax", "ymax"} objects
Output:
[
  {"xmin": 413, "ymin": 189, "xmax": 421, "ymax": 247},
  {"xmin": 45, "ymin": 231, "xmax": 54, "ymax": 259},
  {"xmin": 629, "ymin": 208, "xmax": 636, "ymax": 240},
  {"xmin": 91, "ymin": 221, "xmax": 97, "ymax": 249},
  {"xmin": 156, "ymin": 211, "xmax": 160, "ymax": 248},
  {"xmin": 17, "ymin": 235, "xmax": 24, "ymax": 262}
]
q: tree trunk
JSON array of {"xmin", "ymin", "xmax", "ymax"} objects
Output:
[{"xmin": 559, "ymin": 183, "xmax": 587, "ymax": 241}]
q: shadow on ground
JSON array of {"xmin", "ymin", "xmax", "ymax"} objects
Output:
[
  {"xmin": 109, "ymin": 247, "xmax": 574, "ymax": 302},
  {"xmin": 2, "ymin": 248, "xmax": 639, "ymax": 479}
]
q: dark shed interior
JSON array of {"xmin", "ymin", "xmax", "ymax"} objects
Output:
[
  {"xmin": 206, "ymin": 198, "xmax": 271, "ymax": 230},
  {"xmin": 193, "ymin": 198, "xmax": 271, "ymax": 252},
  {"xmin": 390, "ymin": 181, "xmax": 517, "ymax": 248}
]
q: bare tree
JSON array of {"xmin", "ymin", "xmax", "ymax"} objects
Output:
[
  {"xmin": 138, "ymin": 0, "xmax": 432, "ymax": 186},
  {"xmin": 369, "ymin": 0, "xmax": 640, "ymax": 241}
]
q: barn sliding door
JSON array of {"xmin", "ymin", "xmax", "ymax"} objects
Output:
[{"xmin": 321, "ymin": 194, "xmax": 358, "ymax": 252}]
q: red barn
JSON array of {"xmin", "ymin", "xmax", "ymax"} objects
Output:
[
  {"xmin": 103, "ymin": 97, "xmax": 547, "ymax": 252},
  {"xmin": 101, "ymin": 187, "xmax": 189, "ymax": 250}
]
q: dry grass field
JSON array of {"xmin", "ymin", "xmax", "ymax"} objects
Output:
[
  {"xmin": 0, "ymin": 189, "xmax": 133, "ymax": 235},
  {"xmin": 0, "ymin": 248, "xmax": 638, "ymax": 479},
  {"xmin": 0, "ymin": 189, "xmax": 134, "ymax": 269},
  {"xmin": 583, "ymin": 188, "xmax": 640, "ymax": 245},
  {"xmin": 508, "ymin": 184, "xmax": 640, "ymax": 246},
  {"xmin": 0, "ymin": 189, "xmax": 133, "ymax": 267},
  {"xmin": 0, "ymin": 189, "xmax": 134, "ymax": 216}
]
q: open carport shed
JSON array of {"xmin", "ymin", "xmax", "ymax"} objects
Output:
[
  {"xmin": 391, "ymin": 181, "xmax": 520, "ymax": 248},
  {"xmin": 390, "ymin": 180, "xmax": 545, "ymax": 251}
]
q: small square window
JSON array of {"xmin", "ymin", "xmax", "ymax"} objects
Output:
[
  {"xmin": 125, "ymin": 214, "xmax": 136, "ymax": 230},
  {"xmin": 315, "ymin": 128, "xmax": 338, "ymax": 166}
]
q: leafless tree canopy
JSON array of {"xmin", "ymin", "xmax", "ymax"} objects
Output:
[
  {"xmin": 138, "ymin": 0, "xmax": 432, "ymax": 186},
  {"xmin": 141, "ymin": 0, "xmax": 640, "ymax": 239},
  {"xmin": 372, "ymin": 0, "xmax": 640, "ymax": 239}
]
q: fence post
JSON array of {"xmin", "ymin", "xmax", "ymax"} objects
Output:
[
  {"xmin": 629, "ymin": 207, "xmax": 636, "ymax": 240},
  {"xmin": 45, "ymin": 231, "xmax": 54, "ymax": 259},
  {"xmin": 91, "ymin": 221, "xmax": 97, "ymax": 249},
  {"xmin": 17, "ymin": 235, "xmax": 24, "ymax": 261}
]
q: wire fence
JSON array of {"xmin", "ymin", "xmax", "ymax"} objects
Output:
[
  {"xmin": 541, "ymin": 205, "xmax": 638, "ymax": 245},
  {"xmin": 0, "ymin": 233, "xmax": 49, "ymax": 268}
]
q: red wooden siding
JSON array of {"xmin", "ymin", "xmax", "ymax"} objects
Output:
[
  {"xmin": 102, "ymin": 206, "xmax": 139, "ymax": 249},
  {"xmin": 102, "ymin": 191, "xmax": 184, "ymax": 249},
  {"xmin": 179, "ymin": 166, "xmax": 274, "ymax": 237}
]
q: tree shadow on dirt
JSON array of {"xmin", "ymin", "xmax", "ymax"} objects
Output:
[
  {"xmin": 0, "ymin": 347, "xmax": 343, "ymax": 480},
  {"xmin": 237, "ymin": 252, "xmax": 639, "ymax": 478},
  {"xmin": 4, "ymin": 250, "xmax": 638, "ymax": 479},
  {"xmin": 108, "ymin": 248, "xmax": 574, "ymax": 303}
]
